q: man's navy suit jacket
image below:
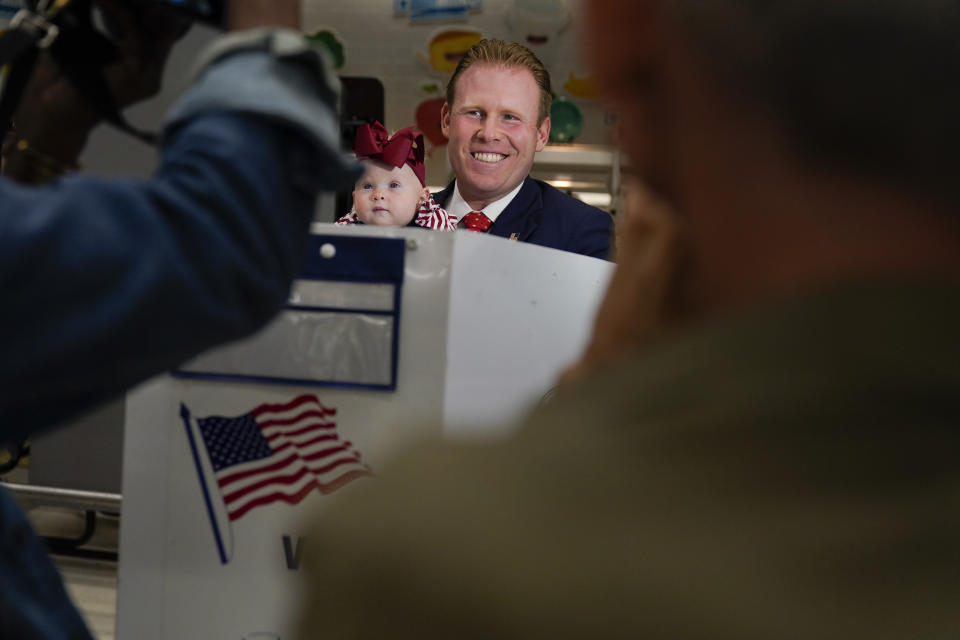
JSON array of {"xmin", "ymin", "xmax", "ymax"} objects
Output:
[{"xmin": 434, "ymin": 178, "xmax": 613, "ymax": 260}]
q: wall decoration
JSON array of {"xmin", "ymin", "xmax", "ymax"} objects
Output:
[
  {"xmin": 415, "ymin": 96, "xmax": 449, "ymax": 154},
  {"xmin": 549, "ymin": 96, "xmax": 583, "ymax": 144},
  {"xmin": 418, "ymin": 28, "xmax": 484, "ymax": 74},
  {"xmin": 306, "ymin": 28, "xmax": 346, "ymax": 69},
  {"xmin": 504, "ymin": 0, "xmax": 571, "ymax": 68},
  {"xmin": 395, "ymin": 0, "xmax": 482, "ymax": 23},
  {"xmin": 563, "ymin": 72, "xmax": 600, "ymax": 99}
]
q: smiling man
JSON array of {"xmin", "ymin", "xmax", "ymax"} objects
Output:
[{"xmin": 434, "ymin": 38, "xmax": 613, "ymax": 259}]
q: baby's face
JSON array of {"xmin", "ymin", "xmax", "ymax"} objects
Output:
[{"xmin": 353, "ymin": 160, "xmax": 428, "ymax": 226}]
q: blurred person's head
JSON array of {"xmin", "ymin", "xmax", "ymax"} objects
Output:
[
  {"xmin": 442, "ymin": 39, "xmax": 552, "ymax": 210},
  {"xmin": 585, "ymin": 0, "xmax": 960, "ymax": 314}
]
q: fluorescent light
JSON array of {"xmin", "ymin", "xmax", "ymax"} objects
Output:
[{"xmin": 573, "ymin": 192, "xmax": 612, "ymax": 207}]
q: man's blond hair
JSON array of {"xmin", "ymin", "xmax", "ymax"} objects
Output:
[{"xmin": 446, "ymin": 38, "xmax": 552, "ymax": 125}]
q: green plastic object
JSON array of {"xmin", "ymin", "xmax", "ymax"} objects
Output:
[
  {"xmin": 306, "ymin": 30, "xmax": 345, "ymax": 69},
  {"xmin": 549, "ymin": 96, "xmax": 583, "ymax": 143}
]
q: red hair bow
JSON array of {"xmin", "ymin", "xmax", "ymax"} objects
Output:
[{"xmin": 354, "ymin": 121, "xmax": 426, "ymax": 186}]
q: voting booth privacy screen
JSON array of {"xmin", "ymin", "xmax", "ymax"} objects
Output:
[
  {"xmin": 117, "ymin": 224, "xmax": 613, "ymax": 639},
  {"xmin": 179, "ymin": 234, "xmax": 406, "ymax": 390}
]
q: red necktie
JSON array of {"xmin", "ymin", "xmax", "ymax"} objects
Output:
[{"xmin": 462, "ymin": 211, "xmax": 493, "ymax": 233}]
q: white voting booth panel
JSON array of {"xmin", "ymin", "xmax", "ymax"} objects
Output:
[{"xmin": 117, "ymin": 224, "xmax": 613, "ymax": 639}]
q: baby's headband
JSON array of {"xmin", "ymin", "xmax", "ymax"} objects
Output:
[{"xmin": 354, "ymin": 121, "xmax": 426, "ymax": 187}]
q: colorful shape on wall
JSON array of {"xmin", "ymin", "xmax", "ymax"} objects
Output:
[
  {"xmin": 416, "ymin": 96, "xmax": 448, "ymax": 153},
  {"xmin": 419, "ymin": 28, "xmax": 484, "ymax": 74},
  {"xmin": 306, "ymin": 28, "xmax": 346, "ymax": 69},
  {"xmin": 505, "ymin": 0, "xmax": 571, "ymax": 50},
  {"xmin": 549, "ymin": 96, "xmax": 583, "ymax": 144},
  {"xmin": 563, "ymin": 73, "xmax": 600, "ymax": 99},
  {"xmin": 395, "ymin": 0, "xmax": 482, "ymax": 23}
]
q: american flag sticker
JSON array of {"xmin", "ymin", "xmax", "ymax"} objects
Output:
[{"xmin": 180, "ymin": 394, "xmax": 371, "ymax": 564}]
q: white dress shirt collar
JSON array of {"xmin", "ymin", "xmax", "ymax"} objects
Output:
[{"xmin": 446, "ymin": 180, "xmax": 526, "ymax": 228}]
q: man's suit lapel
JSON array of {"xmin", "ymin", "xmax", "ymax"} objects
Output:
[
  {"xmin": 489, "ymin": 178, "xmax": 542, "ymax": 241},
  {"xmin": 433, "ymin": 182, "xmax": 456, "ymax": 209}
]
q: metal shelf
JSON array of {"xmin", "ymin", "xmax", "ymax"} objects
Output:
[
  {"xmin": 532, "ymin": 144, "xmax": 621, "ymax": 213},
  {"xmin": 534, "ymin": 144, "xmax": 617, "ymax": 168},
  {"xmin": 4, "ymin": 482, "xmax": 122, "ymax": 512}
]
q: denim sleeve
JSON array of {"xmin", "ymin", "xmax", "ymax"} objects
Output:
[{"xmin": 0, "ymin": 46, "xmax": 361, "ymax": 437}]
